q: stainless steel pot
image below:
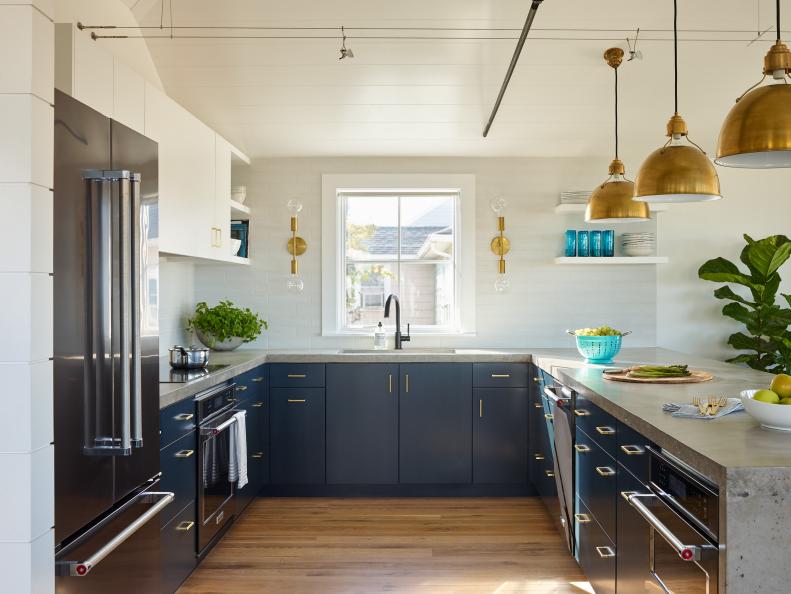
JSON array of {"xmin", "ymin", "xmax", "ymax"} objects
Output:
[{"xmin": 168, "ymin": 345, "xmax": 210, "ymax": 369}]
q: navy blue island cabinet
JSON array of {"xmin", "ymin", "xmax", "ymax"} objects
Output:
[
  {"xmin": 398, "ymin": 363, "xmax": 473, "ymax": 484},
  {"xmin": 326, "ymin": 363, "xmax": 400, "ymax": 484}
]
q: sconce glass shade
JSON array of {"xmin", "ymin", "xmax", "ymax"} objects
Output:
[
  {"xmin": 585, "ymin": 160, "xmax": 650, "ymax": 223},
  {"xmin": 489, "ymin": 196, "xmax": 507, "ymax": 215},
  {"xmin": 287, "ymin": 274, "xmax": 304, "ymax": 292},
  {"xmin": 493, "ymin": 276, "xmax": 511, "ymax": 293},
  {"xmin": 287, "ymin": 199, "xmax": 303, "ymax": 216}
]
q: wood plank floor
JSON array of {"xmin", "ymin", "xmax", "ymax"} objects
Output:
[{"xmin": 178, "ymin": 498, "xmax": 589, "ymax": 594}]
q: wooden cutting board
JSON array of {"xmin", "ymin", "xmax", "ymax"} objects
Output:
[{"xmin": 603, "ymin": 370, "xmax": 714, "ymax": 384}]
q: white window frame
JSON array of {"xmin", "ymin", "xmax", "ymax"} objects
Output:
[{"xmin": 322, "ymin": 174, "xmax": 476, "ymax": 336}]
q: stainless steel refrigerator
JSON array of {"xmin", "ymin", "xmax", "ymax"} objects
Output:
[{"xmin": 53, "ymin": 90, "xmax": 172, "ymax": 593}]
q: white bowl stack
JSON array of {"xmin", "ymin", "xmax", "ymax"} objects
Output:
[
  {"xmin": 231, "ymin": 185, "xmax": 247, "ymax": 204},
  {"xmin": 621, "ymin": 232, "xmax": 655, "ymax": 257}
]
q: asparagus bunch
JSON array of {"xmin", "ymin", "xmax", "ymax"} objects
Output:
[{"xmin": 627, "ymin": 365, "xmax": 691, "ymax": 379}]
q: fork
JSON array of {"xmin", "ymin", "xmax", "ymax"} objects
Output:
[
  {"xmin": 691, "ymin": 397, "xmax": 707, "ymax": 416},
  {"xmin": 707, "ymin": 396, "xmax": 728, "ymax": 416}
]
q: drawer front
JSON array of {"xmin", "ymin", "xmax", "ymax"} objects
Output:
[
  {"xmin": 573, "ymin": 395, "xmax": 618, "ymax": 456},
  {"xmin": 160, "ymin": 397, "xmax": 197, "ymax": 450},
  {"xmin": 270, "ymin": 387, "xmax": 326, "ymax": 484},
  {"xmin": 160, "ymin": 501, "xmax": 197, "ymax": 594},
  {"xmin": 270, "ymin": 363, "xmax": 325, "ymax": 388},
  {"xmin": 159, "ymin": 431, "xmax": 197, "ymax": 527},
  {"xmin": 575, "ymin": 497, "xmax": 616, "ymax": 594},
  {"xmin": 575, "ymin": 429, "xmax": 617, "ymax": 541},
  {"xmin": 473, "ymin": 363, "xmax": 529, "ymax": 388},
  {"xmin": 233, "ymin": 365, "xmax": 268, "ymax": 403},
  {"xmin": 617, "ymin": 421, "xmax": 653, "ymax": 483}
]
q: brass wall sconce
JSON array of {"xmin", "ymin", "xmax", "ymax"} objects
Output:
[
  {"xmin": 489, "ymin": 196, "xmax": 511, "ymax": 293},
  {"xmin": 286, "ymin": 199, "xmax": 306, "ymax": 292}
]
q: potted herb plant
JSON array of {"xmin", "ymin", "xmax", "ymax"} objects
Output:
[{"xmin": 187, "ymin": 300, "xmax": 267, "ymax": 351}]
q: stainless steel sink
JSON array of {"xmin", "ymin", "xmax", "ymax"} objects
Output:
[{"xmin": 339, "ymin": 348, "xmax": 457, "ymax": 354}]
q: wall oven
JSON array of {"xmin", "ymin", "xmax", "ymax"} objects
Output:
[
  {"xmin": 626, "ymin": 447, "xmax": 720, "ymax": 594},
  {"xmin": 195, "ymin": 383, "xmax": 239, "ymax": 556}
]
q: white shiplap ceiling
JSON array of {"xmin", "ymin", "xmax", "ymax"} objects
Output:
[{"xmin": 116, "ymin": 0, "xmax": 780, "ymax": 158}]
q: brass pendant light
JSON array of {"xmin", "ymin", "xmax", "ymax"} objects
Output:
[
  {"xmin": 717, "ymin": 0, "xmax": 791, "ymax": 167},
  {"xmin": 634, "ymin": 0, "xmax": 721, "ymax": 203},
  {"xmin": 585, "ymin": 48, "xmax": 651, "ymax": 223}
]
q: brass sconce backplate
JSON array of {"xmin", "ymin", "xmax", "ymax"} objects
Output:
[
  {"xmin": 287, "ymin": 236, "xmax": 307, "ymax": 256},
  {"xmin": 490, "ymin": 236, "xmax": 511, "ymax": 256}
]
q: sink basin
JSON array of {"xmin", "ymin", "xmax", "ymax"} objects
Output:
[{"xmin": 339, "ymin": 348, "xmax": 457, "ymax": 354}]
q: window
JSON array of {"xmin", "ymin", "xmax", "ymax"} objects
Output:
[{"xmin": 322, "ymin": 174, "xmax": 475, "ymax": 336}]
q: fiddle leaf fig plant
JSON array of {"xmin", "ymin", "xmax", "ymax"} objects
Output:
[
  {"xmin": 187, "ymin": 300, "xmax": 267, "ymax": 344},
  {"xmin": 699, "ymin": 234, "xmax": 791, "ymax": 374}
]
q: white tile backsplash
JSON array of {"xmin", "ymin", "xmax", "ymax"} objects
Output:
[{"xmin": 159, "ymin": 259, "xmax": 196, "ymax": 353}]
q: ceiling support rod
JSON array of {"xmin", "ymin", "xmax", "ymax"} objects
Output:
[{"xmin": 483, "ymin": 0, "xmax": 545, "ymax": 138}]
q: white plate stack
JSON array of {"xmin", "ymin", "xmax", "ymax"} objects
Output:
[
  {"xmin": 559, "ymin": 190, "xmax": 591, "ymax": 204},
  {"xmin": 231, "ymin": 185, "xmax": 247, "ymax": 203},
  {"xmin": 621, "ymin": 232, "xmax": 655, "ymax": 257}
]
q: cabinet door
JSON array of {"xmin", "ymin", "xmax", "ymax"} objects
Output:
[
  {"xmin": 326, "ymin": 364, "xmax": 398, "ymax": 485},
  {"xmin": 473, "ymin": 388, "xmax": 528, "ymax": 484},
  {"xmin": 270, "ymin": 387, "xmax": 325, "ymax": 484},
  {"xmin": 616, "ymin": 466, "xmax": 657, "ymax": 593},
  {"xmin": 159, "ymin": 501, "xmax": 197, "ymax": 594},
  {"xmin": 113, "ymin": 58, "xmax": 145, "ymax": 133},
  {"xmin": 213, "ymin": 135, "xmax": 232, "ymax": 258},
  {"xmin": 575, "ymin": 497, "xmax": 616, "ymax": 594},
  {"xmin": 72, "ymin": 28, "xmax": 114, "ymax": 117},
  {"xmin": 159, "ymin": 431, "xmax": 197, "ymax": 527},
  {"xmin": 235, "ymin": 398, "xmax": 263, "ymax": 513},
  {"xmin": 399, "ymin": 364, "xmax": 472, "ymax": 484}
]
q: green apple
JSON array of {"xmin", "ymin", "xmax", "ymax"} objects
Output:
[
  {"xmin": 779, "ymin": 398, "xmax": 791, "ymax": 405},
  {"xmin": 754, "ymin": 389, "xmax": 781, "ymax": 404},
  {"xmin": 770, "ymin": 374, "xmax": 791, "ymax": 399}
]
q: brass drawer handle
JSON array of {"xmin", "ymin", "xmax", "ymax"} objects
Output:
[
  {"xmin": 252, "ymin": 377, "xmax": 264, "ymax": 382},
  {"xmin": 544, "ymin": 470, "xmax": 555, "ymax": 478},
  {"xmin": 251, "ymin": 452, "xmax": 264, "ymax": 459},
  {"xmin": 287, "ymin": 399, "xmax": 306, "ymax": 403},
  {"xmin": 236, "ymin": 385, "xmax": 248, "ymax": 392},
  {"xmin": 620, "ymin": 490, "xmax": 638, "ymax": 501},
  {"xmin": 287, "ymin": 374, "xmax": 307, "ymax": 379},
  {"xmin": 574, "ymin": 409, "xmax": 591, "ymax": 417},
  {"xmin": 534, "ymin": 453, "xmax": 545, "ymax": 461},
  {"xmin": 533, "ymin": 377, "xmax": 540, "ymax": 383},
  {"xmin": 574, "ymin": 513, "xmax": 591, "ymax": 524},
  {"xmin": 574, "ymin": 444, "xmax": 591, "ymax": 454},
  {"xmin": 389, "ymin": 374, "xmax": 393, "ymax": 394},
  {"xmin": 226, "ymin": 397, "xmax": 238, "ymax": 404},
  {"xmin": 252, "ymin": 401, "xmax": 264, "ymax": 408},
  {"xmin": 175, "ymin": 449, "xmax": 194, "ymax": 458},
  {"xmin": 491, "ymin": 374, "xmax": 511, "ymax": 378},
  {"xmin": 595, "ymin": 426, "xmax": 615, "ymax": 436},
  {"xmin": 534, "ymin": 403, "xmax": 543, "ymax": 409},
  {"xmin": 596, "ymin": 546, "xmax": 615, "ymax": 559},
  {"xmin": 595, "ymin": 466, "xmax": 616, "ymax": 477},
  {"xmin": 405, "ymin": 374, "xmax": 409, "ymax": 393},
  {"xmin": 174, "ymin": 413, "xmax": 193, "ymax": 421},
  {"xmin": 544, "ymin": 413, "xmax": 553, "ymax": 420},
  {"xmin": 479, "ymin": 399, "xmax": 483, "ymax": 418},
  {"xmin": 621, "ymin": 445, "xmax": 645, "ymax": 456},
  {"xmin": 175, "ymin": 521, "xmax": 195, "ymax": 532}
]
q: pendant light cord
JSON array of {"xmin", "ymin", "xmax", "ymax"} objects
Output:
[
  {"xmin": 673, "ymin": 0, "xmax": 678, "ymax": 114},
  {"xmin": 778, "ymin": 0, "xmax": 782, "ymax": 42},
  {"xmin": 614, "ymin": 66, "xmax": 619, "ymax": 159}
]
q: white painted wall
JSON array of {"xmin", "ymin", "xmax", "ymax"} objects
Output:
[
  {"xmin": 190, "ymin": 157, "xmax": 659, "ymax": 350},
  {"xmin": 0, "ymin": 1, "xmax": 55, "ymax": 591}
]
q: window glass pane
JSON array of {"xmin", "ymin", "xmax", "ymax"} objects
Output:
[
  {"xmin": 399, "ymin": 195, "xmax": 455, "ymax": 260},
  {"xmin": 345, "ymin": 195, "xmax": 399, "ymax": 262},
  {"xmin": 399, "ymin": 262, "xmax": 455, "ymax": 327},
  {"xmin": 345, "ymin": 262, "xmax": 397, "ymax": 328}
]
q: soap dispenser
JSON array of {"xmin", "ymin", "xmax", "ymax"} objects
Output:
[{"xmin": 374, "ymin": 322, "xmax": 387, "ymax": 350}]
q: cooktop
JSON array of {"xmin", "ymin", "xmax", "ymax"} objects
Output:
[{"xmin": 159, "ymin": 362, "xmax": 230, "ymax": 384}]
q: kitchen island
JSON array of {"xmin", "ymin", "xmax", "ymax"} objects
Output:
[{"xmin": 159, "ymin": 347, "xmax": 791, "ymax": 593}]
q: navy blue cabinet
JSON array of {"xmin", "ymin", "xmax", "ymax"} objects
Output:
[
  {"xmin": 159, "ymin": 430, "xmax": 197, "ymax": 527},
  {"xmin": 473, "ymin": 388, "xmax": 528, "ymax": 484},
  {"xmin": 326, "ymin": 364, "xmax": 399, "ymax": 485},
  {"xmin": 160, "ymin": 501, "xmax": 197, "ymax": 594},
  {"xmin": 235, "ymin": 396, "xmax": 266, "ymax": 513},
  {"xmin": 399, "ymin": 363, "xmax": 472, "ymax": 484},
  {"xmin": 270, "ymin": 387, "xmax": 326, "ymax": 484}
]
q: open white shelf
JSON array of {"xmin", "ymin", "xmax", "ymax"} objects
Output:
[
  {"xmin": 554, "ymin": 203, "xmax": 668, "ymax": 214},
  {"xmin": 554, "ymin": 256, "xmax": 668, "ymax": 265},
  {"xmin": 230, "ymin": 200, "xmax": 250, "ymax": 217}
]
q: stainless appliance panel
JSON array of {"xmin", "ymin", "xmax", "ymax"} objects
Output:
[{"xmin": 54, "ymin": 91, "xmax": 115, "ymax": 543}]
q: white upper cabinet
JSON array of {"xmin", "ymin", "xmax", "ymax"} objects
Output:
[
  {"xmin": 213, "ymin": 135, "xmax": 233, "ymax": 259},
  {"xmin": 55, "ymin": 24, "xmax": 113, "ymax": 118},
  {"xmin": 113, "ymin": 59, "xmax": 144, "ymax": 133}
]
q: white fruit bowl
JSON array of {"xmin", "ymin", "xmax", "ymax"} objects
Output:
[{"xmin": 740, "ymin": 390, "xmax": 791, "ymax": 432}]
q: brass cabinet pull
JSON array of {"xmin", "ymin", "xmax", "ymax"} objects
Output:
[
  {"xmin": 252, "ymin": 401, "xmax": 264, "ymax": 408},
  {"xmin": 388, "ymin": 374, "xmax": 393, "ymax": 394},
  {"xmin": 620, "ymin": 490, "xmax": 638, "ymax": 501},
  {"xmin": 479, "ymin": 399, "xmax": 483, "ymax": 418},
  {"xmin": 596, "ymin": 546, "xmax": 616, "ymax": 559},
  {"xmin": 595, "ymin": 466, "xmax": 616, "ymax": 477},
  {"xmin": 534, "ymin": 403, "xmax": 543, "ymax": 409},
  {"xmin": 544, "ymin": 470, "xmax": 555, "ymax": 478},
  {"xmin": 287, "ymin": 374, "xmax": 307, "ymax": 379},
  {"xmin": 574, "ymin": 409, "xmax": 591, "ymax": 417},
  {"xmin": 533, "ymin": 377, "xmax": 541, "ymax": 383},
  {"xmin": 491, "ymin": 374, "xmax": 511, "ymax": 378},
  {"xmin": 211, "ymin": 227, "xmax": 222, "ymax": 248},
  {"xmin": 251, "ymin": 452, "xmax": 264, "ymax": 459},
  {"xmin": 176, "ymin": 521, "xmax": 195, "ymax": 532},
  {"xmin": 175, "ymin": 450, "xmax": 194, "ymax": 458},
  {"xmin": 574, "ymin": 444, "xmax": 591, "ymax": 454},
  {"xmin": 174, "ymin": 413, "xmax": 193, "ymax": 421},
  {"xmin": 236, "ymin": 385, "xmax": 248, "ymax": 392},
  {"xmin": 544, "ymin": 413, "xmax": 553, "ymax": 420},
  {"xmin": 252, "ymin": 377, "xmax": 264, "ymax": 382},
  {"xmin": 287, "ymin": 399, "xmax": 306, "ymax": 403},
  {"xmin": 574, "ymin": 513, "xmax": 592, "ymax": 524},
  {"xmin": 595, "ymin": 426, "xmax": 615, "ymax": 436},
  {"xmin": 534, "ymin": 453, "xmax": 545, "ymax": 461},
  {"xmin": 621, "ymin": 445, "xmax": 645, "ymax": 456},
  {"xmin": 226, "ymin": 397, "xmax": 238, "ymax": 404},
  {"xmin": 405, "ymin": 374, "xmax": 409, "ymax": 393}
]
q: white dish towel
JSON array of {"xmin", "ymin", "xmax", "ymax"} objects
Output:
[
  {"xmin": 662, "ymin": 398, "xmax": 743, "ymax": 419},
  {"xmin": 228, "ymin": 410, "xmax": 248, "ymax": 489}
]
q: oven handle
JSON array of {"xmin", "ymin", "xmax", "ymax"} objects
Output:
[
  {"xmin": 201, "ymin": 409, "xmax": 243, "ymax": 436},
  {"xmin": 627, "ymin": 493, "xmax": 701, "ymax": 562}
]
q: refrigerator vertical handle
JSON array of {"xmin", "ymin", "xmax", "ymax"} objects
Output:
[
  {"xmin": 129, "ymin": 173, "xmax": 143, "ymax": 448},
  {"xmin": 117, "ymin": 174, "xmax": 132, "ymax": 454}
]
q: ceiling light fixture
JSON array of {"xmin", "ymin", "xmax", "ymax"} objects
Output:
[
  {"xmin": 339, "ymin": 26, "xmax": 354, "ymax": 59},
  {"xmin": 585, "ymin": 47, "xmax": 650, "ymax": 224},
  {"xmin": 716, "ymin": 0, "xmax": 791, "ymax": 167},
  {"xmin": 634, "ymin": 0, "xmax": 721, "ymax": 203}
]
